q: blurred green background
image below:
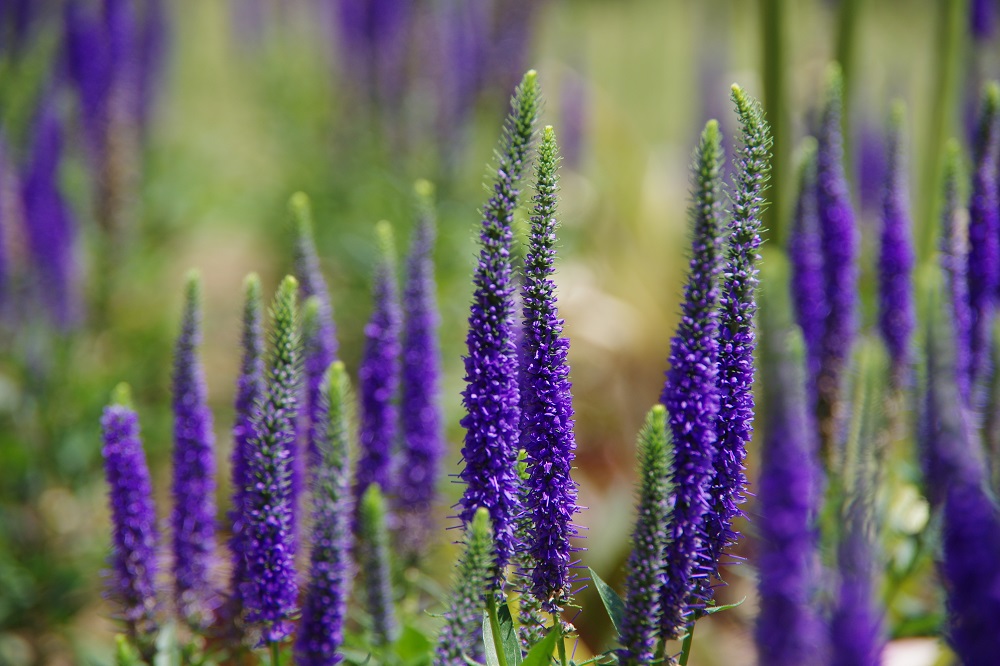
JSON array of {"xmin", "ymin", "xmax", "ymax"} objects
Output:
[{"xmin": 0, "ymin": 0, "xmax": 983, "ymax": 663}]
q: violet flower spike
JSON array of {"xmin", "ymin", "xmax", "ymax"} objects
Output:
[
  {"xmin": 815, "ymin": 64, "xmax": 859, "ymax": 455},
  {"xmin": 241, "ymin": 276, "xmax": 301, "ymax": 644},
  {"xmin": 458, "ymin": 69, "xmax": 540, "ymax": 578},
  {"xmin": 788, "ymin": 139, "xmax": 825, "ymax": 398},
  {"xmin": 877, "ymin": 103, "xmax": 916, "ymax": 388},
  {"xmin": 101, "ymin": 384, "xmax": 158, "ymax": 658},
  {"xmin": 966, "ymin": 83, "xmax": 1000, "ymax": 387},
  {"xmin": 170, "ymin": 272, "xmax": 218, "ymax": 628},
  {"xmin": 707, "ymin": 84, "xmax": 771, "ymax": 581},
  {"xmin": 519, "ymin": 126, "xmax": 581, "ymax": 614},
  {"xmin": 396, "ymin": 180, "xmax": 444, "ymax": 561},
  {"xmin": 658, "ymin": 119, "xmax": 725, "ymax": 637},
  {"xmin": 617, "ymin": 405, "xmax": 673, "ymax": 666},
  {"xmin": 939, "ymin": 142, "xmax": 974, "ymax": 403},
  {"xmin": 358, "ymin": 484, "xmax": 397, "ymax": 647},
  {"xmin": 295, "ymin": 362, "xmax": 355, "ymax": 666},
  {"xmin": 228, "ymin": 273, "xmax": 265, "ymax": 622},
  {"xmin": 355, "ymin": 221, "xmax": 402, "ymax": 505}
]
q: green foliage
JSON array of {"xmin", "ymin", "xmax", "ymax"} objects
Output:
[{"xmin": 588, "ymin": 568, "xmax": 625, "ymax": 637}]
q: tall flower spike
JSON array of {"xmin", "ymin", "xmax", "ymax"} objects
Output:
[
  {"xmin": 295, "ymin": 362, "xmax": 355, "ymax": 666},
  {"xmin": 228, "ymin": 273, "xmax": 264, "ymax": 623},
  {"xmin": 877, "ymin": 103, "xmax": 916, "ymax": 388},
  {"xmin": 966, "ymin": 83, "xmax": 1000, "ymax": 387},
  {"xmin": 816, "ymin": 64, "xmax": 859, "ymax": 458},
  {"xmin": 658, "ymin": 118, "xmax": 725, "ymax": 637},
  {"xmin": 617, "ymin": 405, "xmax": 673, "ymax": 666},
  {"xmin": 170, "ymin": 272, "xmax": 217, "ymax": 628},
  {"xmin": 519, "ymin": 125, "xmax": 580, "ymax": 614},
  {"xmin": 355, "ymin": 221, "xmax": 402, "ymax": 506},
  {"xmin": 101, "ymin": 384, "xmax": 158, "ymax": 658},
  {"xmin": 358, "ymin": 484, "xmax": 397, "ymax": 648},
  {"xmin": 291, "ymin": 192, "xmax": 340, "ymax": 469},
  {"xmin": 788, "ymin": 138, "xmax": 825, "ymax": 399},
  {"xmin": 459, "ymin": 69, "xmax": 540, "ymax": 577},
  {"xmin": 242, "ymin": 276, "xmax": 301, "ymax": 644},
  {"xmin": 706, "ymin": 84, "xmax": 771, "ymax": 583},
  {"xmin": 941, "ymin": 481, "xmax": 1000, "ymax": 661},
  {"xmin": 939, "ymin": 142, "xmax": 973, "ymax": 403},
  {"xmin": 396, "ymin": 180, "xmax": 444, "ymax": 561},
  {"xmin": 755, "ymin": 257, "xmax": 827, "ymax": 666},
  {"xmin": 434, "ymin": 507, "xmax": 496, "ymax": 666},
  {"xmin": 985, "ymin": 313, "xmax": 1000, "ymax": 492}
]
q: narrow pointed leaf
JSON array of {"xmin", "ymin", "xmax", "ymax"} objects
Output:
[{"xmin": 589, "ymin": 567, "xmax": 626, "ymax": 635}]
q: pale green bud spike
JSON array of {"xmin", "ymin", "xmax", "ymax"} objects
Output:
[
  {"xmin": 111, "ymin": 382, "xmax": 134, "ymax": 409},
  {"xmin": 375, "ymin": 220, "xmax": 397, "ymax": 267},
  {"xmin": 358, "ymin": 484, "xmax": 397, "ymax": 646},
  {"xmin": 290, "ymin": 191, "xmax": 314, "ymax": 237}
]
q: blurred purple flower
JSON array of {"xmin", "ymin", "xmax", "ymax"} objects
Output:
[
  {"xmin": 971, "ymin": 0, "xmax": 997, "ymax": 40},
  {"xmin": 939, "ymin": 145, "xmax": 973, "ymax": 402},
  {"xmin": 853, "ymin": 122, "xmax": 886, "ymax": 214}
]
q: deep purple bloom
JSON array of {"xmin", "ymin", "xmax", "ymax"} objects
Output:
[
  {"xmin": 292, "ymin": 193, "xmax": 339, "ymax": 488},
  {"xmin": 170, "ymin": 273, "xmax": 217, "ymax": 628},
  {"xmin": 706, "ymin": 84, "xmax": 771, "ymax": 583},
  {"xmin": 941, "ymin": 481, "xmax": 1000, "ymax": 661},
  {"xmin": 971, "ymin": 0, "xmax": 997, "ymax": 40},
  {"xmin": 136, "ymin": 0, "xmax": 169, "ymax": 131},
  {"xmin": 241, "ymin": 276, "xmax": 301, "ymax": 644},
  {"xmin": 853, "ymin": 122, "xmax": 887, "ymax": 214},
  {"xmin": 295, "ymin": 362, "xmax": 355, "ymax": 666},
  {"xmin": 21, "ymin": 93, "xmax": 77, "ymax": 327},
  {"xmin": 789, "ymin": 140, "xmax": 826, "ymax": 397},
  {"xmin": 617, "ymin": 405, "xmax": 672, "ymax": 666},
  {"xmin": 966, "ymin": 84, "xmax": 1000, "ymax": 387},
  {"xmin": 658, "ymin": 119, "xmax": 725, "ymax": 637},
  {"xmin": 519, "ymin": 126, "xmax": 580, "ymax": 613},
  {"xmin": 816, "ymin": 65, "xmax": 859, "ymax": 454},
  {"xmin": 396, "ymin": 181, "xmax": 443, "ymax": 560},
  {"xmin": 354, "ymin": 221, "xmax": 401, "ymax": 505},
  {"xmin": 101, "ymin": 392, "xmax": 159, "ymax": 647},
  {"xmin": 458, "ymin": 70, "xmax": 539, "ymax": 577},
  {"xmin": 334, "ymin": 0, "xmax": 412, "ymax": 111},
  {"xmin": 940, "ymin": 144, "xmax": 973, "ymax": 403},
  {"xmin": 228, "ymin": 274, "xmax": 264, "ymax": 621},
  {"xmin": 756, "ymin": 286, "xmax": 826, "ymax": 666},
  {"xmin": 877, "ymin": 104, "xmax": 916, "ymax": 387},
  {"xmin": 64, "ymin": 0, "xmax": 112, "ymax": 158}
]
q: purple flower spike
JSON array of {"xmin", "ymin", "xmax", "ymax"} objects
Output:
[
  {"xmin": 519, "ymin": 126, "xmax": 580, "ymax": 613},
  {"xmin": 658, "ymin": 119, "xmax": 725, "ymax": 638},
  {"xmin": 21, "ymin": 92, "xmax": 77, "ymax": 327},
  {"xmin": 291, "ymin": 193, "xmax": 339, "ymax": 472},
  {"xmin": 939, "ymin": 143, "xmax": 973, "ymax": 403},
  {"xmin": 101, "ymin": 385, "xmax": 158, "ymax": 655},
  {"xmin": 877, "ymin": 104, "xmax": 916, "ymax": 388},
  {"xmin": 971, "ymin": 0, "xmax": 997, "ymax": 41},
  {"xmin": 170, "ymin": 272, "xmax": 217, "ymax": 628},
  {"xmin": 228, "ymin": 274, "xmax": 264, "ymax": 624},
  {"xmin": 242, "ymin": 276, "xmax": 301, "ymax": 644},
  {"xmin": 942, "ymin": 482, "xmax": 1000, "ymax": 662},
  {"xmin": 966, "ymin": 83, "xmax": 1000, "ymax": 387},
  {"xmin": 816, "ymin": 65, "xmax": 859, "ymax": 455},
  {"xmin": 756, "ymin": 265, "xmax": 827, "ymax": 666},
  {"xmin": 458, "ymin": 70, "xmax": 539, "ymax": 578},
  {"xmin": 788, "ymin": 140, "xmax": 825, "ymax": 398},
  {"xmin": 830, "ymin": 494, "xmax": 883, "ymax": 666},
  {"xmin": 354, "ymin": 221, "xmax": 402, "ymax": 506},
  {"xmin": 396, "ymin": 181, "xmax": 443, "ymax": 561},
  {"xmin": 706, "ymin": 84, "xmax": 771, "ymax": 583}
]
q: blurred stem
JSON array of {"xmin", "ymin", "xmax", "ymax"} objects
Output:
[
  {"xmin": 553, "ymin": 612, "xmax": 568, "ymax": 666},
  {"xmin": 835, "ymin": 0, "xmax": 861, "ymax": 165},
  {"xmin": 270, "ymin": 641, "xmax": 281, "ymax": 666},
  {"xmin": 760, "ymin": 0, "xmax": 788, "ymax": 244},
  {"xmin": 487, "ymin": 594, "xmax": 510, "ymax": 666},
  {"xmin": 919, "ymin": 0, "xmax": 967, "ymax": 261},
  {"xmin": 678, "ymin": 621, "xmax": 696, "ymax": 666}
]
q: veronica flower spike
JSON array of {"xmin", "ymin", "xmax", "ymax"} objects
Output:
[
  {"xmin": 966, "ymin": 83, "xmax": 1000, "ymax": 387},
  {"xmin": 355, "ymin": 221, "xmax": 402, "ymax": 506},
  {"xmin": 295, "ymin": 362, "xmax": 355, "ymax": 666},
  {"xmin": 658, "ymin": 118, "xmax": 725, "ymax": 639},
  {"xmin": 241, "ymin": 276, "xmax": 301, "ymax": 645},
  {"xmin": 877, "ymin": 103, "xmax": 916, "ymax": 388},
  {"xmin": 519, "ymin": 125, "xmax": 581, "ymax": 618},
  {"xmin": 939, "ymin": 142, "xmax": 973, "ymax": 403},
  {"xmin": 458, "ymin": 69, "xmax": 540, "ymax": 578},
  {"xmin": 169, "ymin": 272, "xmax": 218, "ymax": 629},
  {"xmin": 707, "ymin": 84, "xmax": 771, "ymax": 581},
  {"xmin": 396, "ymin": 181, "xmax": 444, "ymax": 561},
  {"xmin": 358, "ymin": 484, "xmax": 397, "ymax": 648},
  {"xmin": 228, "ymin": 273, "xmax": 264, "ymax": 624},
  {"xmin": 617, "ymin": 405, "xmax": 673, "ymax": 666},
  {"xmin": 816, "ymin": 64, "xmax": 859, "ymax": 457},
  {"xmin": 101, "ymin": 383, "xmax": 159, "ymax": 661}
]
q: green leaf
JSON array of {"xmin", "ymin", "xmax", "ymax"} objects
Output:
[
  {"xmin": 703, "ymin": 596, "xmax": 747, "ymax": 615},
  {"xmin": 483, "ymin": 602, "xmax": 523, "ymax": 666},
  {"xmin": 589, "ymin": 567, "xmax": 626, "ymax": 635},
  {"xmin": 520, "ymin": 628, "xmax": 559, "ymax": 666},
  {"xmin": 393, "ymin": 624, "xmax": 432, "ymax": 665}
]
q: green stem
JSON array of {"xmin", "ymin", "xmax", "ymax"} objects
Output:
[
  {"xmin": 270, "ymin": 641, "xmax": 282, "ymax": 666},
  {"xmin": 553, "ymin": 612, "xmax": 568, "ymax": 666},
  {"xmin": 678, "ymin": 621, "xmax": 697, "ymax": 666},
  {"xmin": 653, "ymin": 638, "xmax": 666, "ymax": 664},
  {"xmin": 760, "ymin": 0, "xmax": 788, "ymax": 244},
  {"xmin": 834, "ymin": 0, "xmax": 861, "ymax": 165},
  {"xmin": 487, "ymin": 594, "xmax": 510, "ymax": 666}
]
